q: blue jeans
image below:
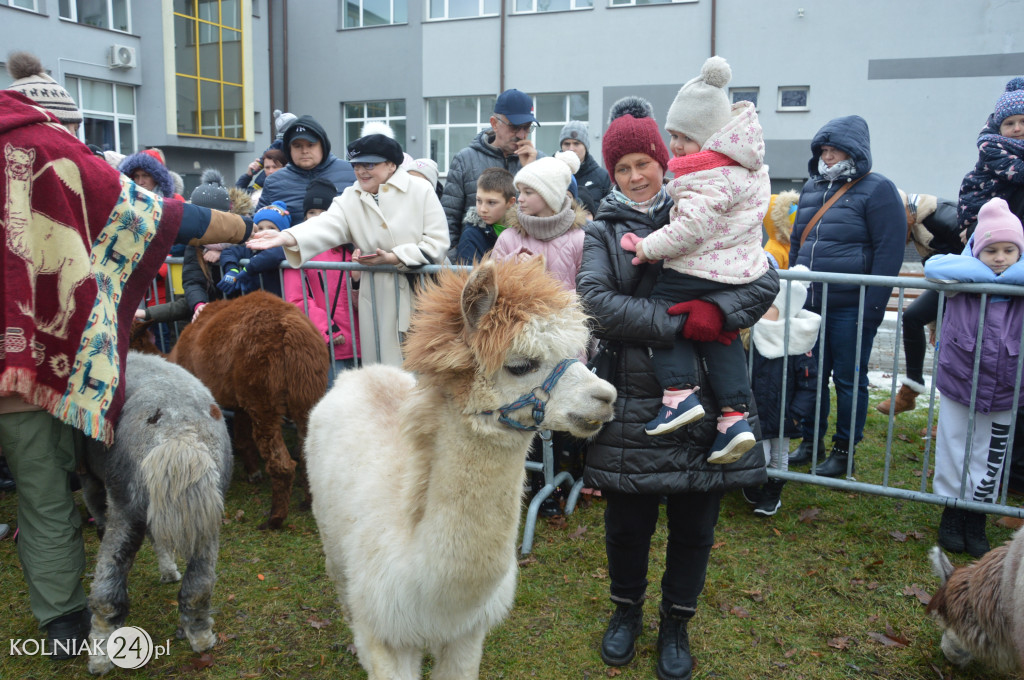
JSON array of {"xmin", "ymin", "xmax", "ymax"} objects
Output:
[{"xmin": 803, "ymin": 306, "xmax": 882, "ymax": 446}]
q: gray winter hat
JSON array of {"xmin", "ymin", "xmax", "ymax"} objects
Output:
[
  {"xmin": 665, "ymin": 55, "xmax": 733, "ymax": 148},
  {"xmin": 559, "ymin": 120, "xmax": 590, "ymax": 151},
  {"xmin": 189, "ymin": 169, "xmax": 230, "ymax": 211}
]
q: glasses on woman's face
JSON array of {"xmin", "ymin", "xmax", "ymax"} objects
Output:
[
  {"xmin": 496, "ymin": 116, "xmax": 536, "ymax": 134},
  {"xmin": 352, "ymin": 162, "xmax": 378, "ymax": 171}
]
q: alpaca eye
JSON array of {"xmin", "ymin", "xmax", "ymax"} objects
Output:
[{"xmin": 505, "ymin": 360, "xmax": 539, "ymax": 377}]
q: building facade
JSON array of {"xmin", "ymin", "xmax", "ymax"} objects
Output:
[{"xmin": 4, "ymin": 0, "xmax": 1024, "ymax": 200}]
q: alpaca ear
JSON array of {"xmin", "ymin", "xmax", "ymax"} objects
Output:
[{"xmin": 461, "ymin": 260, "xmax": 499, "ymax": 332}]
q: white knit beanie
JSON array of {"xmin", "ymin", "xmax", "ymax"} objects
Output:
[
  {"xmin": 408, "ymin": 158, "xmax": 439, "ymax": 187},
  {"xmin": 664, "ymin": 55, "xmax": 732, "ymax": 148},
  {"xmin": 514, "ymin": 151, "xmax": 581, "ymax": 213}
]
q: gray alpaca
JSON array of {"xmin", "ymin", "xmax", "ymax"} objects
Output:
[{"xmin": 79, "ymin": 351, "xmax": 232, "ymax": 675}]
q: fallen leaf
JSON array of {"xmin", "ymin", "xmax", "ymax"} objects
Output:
[
  {"xmin": 798, "ymin": 507, "xmax": 821, "ymax": 524},
  {"xmin": 889, "ymin": 530, "xmax": 908, "ymax": 542},
  {"xmin": 517, "ymin": 555, "xmax": 537, "ymax": 568},
  {"xmin": 563, "ymin": 574, "xmax": 569, "ymax": 584},
  {"xmin": 712, "ymin": 541, "xmax": 726, "ymax": 549},
  {"xmin": 216, "ymin": 632, "xmax": 237, "ymax": 643},
  {"xmin": 308, "ymin": 616, "xmax": 331, "ymax": 630},
  {"xmin": 257, "ymin": 574, "xmax": 265, "ymax": 581},
  {"xmin": 741, "ymin": 589, "xmax": 764, "ymax": 602},
  {"xmin": 897, "ymin": 434, "xmax": 911, "ymax": 442},
  {"xmin": 902, "ymin": 584, "xmax": 932, "ymax": 605},
  {"xmin": 783, "ymin": 648, "xmax": 797, "ymax": 658},
  {"xmin": 907, "ymin": 531, "xmax": 927, "ymax": 540},
  {"xmin": 606, "ymin": 667, "xmax": 622, "ymax": 677},
  {"xmin": 772, "ymin": 527, "xmax": 781, "ymax": 536},
  {"xmin": 850, "ymin": 578, "xmax": 865, "ymax": 586},
  {"xmin": 868, "ymin": 631, "xmax": 908, "ymax": 647},
  {"xmin": 867, "ymin": 614, "xmax": 879, "ymax": 623},
  {"xmin": 827, "ymin": 636, "xmax": 851, "ymax": 650},
  {"xmin": 188, "ymin": 653, "xmax": 215, "ymax": 671},
  {"xmin": 996, "ymin": 516, "xmax": 1024, "ymax": 529},
  {"xmin": 590, "ymin": 568, "xmax": 608, "ymax": 579},
  {"xmin": 886, "ymin": 623, "xmax": 911, "ymax": 645},
  {"xmin": 226, "ymin": 593, "xmax": 236, "ymax": 603},
  {"xmin": 730, "ymin": 606, "xmax": 750, "ymax": 618},
  {"xmin": 568, "ymin": 525, "xmax": 588, "ymax": 539},
  {"xmin": 235, "ymin": 509, "xmax": 244, "ymax": 521},
  {"xmin": 867, "ymin": 582, "xmax": 880, "ymax": 591}
]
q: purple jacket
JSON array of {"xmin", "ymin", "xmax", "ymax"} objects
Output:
[{"xmin": 927, "ymin": 253, "xmax": 1024, "ymax": 413}]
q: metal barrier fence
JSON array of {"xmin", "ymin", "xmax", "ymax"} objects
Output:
[{"xmin": 146, "ymin": 260, "xmax": 1024, "ymax": 548}]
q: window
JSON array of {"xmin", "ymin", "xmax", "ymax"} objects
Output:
[
  {"xmin": 344, "ymin": 0, "xmax": 407, "ymax": 27},
  {"xmin": 3, "ymin": 0, "xmax": 39, "ymax": 11},
  {"xmin": 609, "ymin": 0, "xmax": 695, "ymax": 7},
  {"xmin": 173, "ymin": 0, "xmax": 246, "ymax": 139},
  {"xmin": 427, "ymin": 95, "xmax": 496, "ymax": 175},
  {"xmin": 427, "ymin": 92, "xmax": 588, "ymax": 175},
  {"xmin": 428, "ymin": 0, "xmax": 498, "ymax": 20},
  {"xmin": 730, "ymin": 87, "xmax": 758, "ymax": 109},
  {"xmin": 66, "ymin": 76, "xmax": 137, "ymax": 155},
  {"xmin": 344, "ymin": 100, "xmax": 407, "ymax": 149},
  {"xmin": 514, "ymin": 0, "xmax": 590, "ymax": 14},
  {"xmin": 59, "ymin": 0, "xmax": 130, "ymax": 31},
  {"xmin": 533, "ymin": 92, "xmax": 588, "ymax": 155},
  {"xmin": 778, "ymin": 86, "xmax": 809, "ymax": 111}
]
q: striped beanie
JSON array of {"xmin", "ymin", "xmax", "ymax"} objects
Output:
[
  {"xmin": 995, "ymin": 77, "xmax": 1024, "ymax": 125},
  {"xmin": 5, "ymin": 51, "xmax": 82, "ymax": 126}
]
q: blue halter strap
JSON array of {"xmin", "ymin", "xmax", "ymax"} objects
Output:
[{"xmin": 485, "ymin": 358, "xmax": 579, "ymax": 431}]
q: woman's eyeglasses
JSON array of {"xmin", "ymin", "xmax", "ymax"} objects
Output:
[{"xmin": 352, "ymin": 162, "xmax": 378, "ymax": 171}]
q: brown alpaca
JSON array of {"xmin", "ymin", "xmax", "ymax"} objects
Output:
[
  {"xmin": 170, "ymin": 291, "xmax": 329, "ymax": 529},
  {"xmin": 927, "ymin": 527, "xmax": 1024, "ymax": 673}
]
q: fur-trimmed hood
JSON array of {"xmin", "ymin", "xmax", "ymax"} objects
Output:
[
  {"xmin": 764, "ymin": 190, "xmax": 799, "ymax": 246},
  {"xmin": 118, "ymin": 151, "xmax": 175, "ymax": 198}
]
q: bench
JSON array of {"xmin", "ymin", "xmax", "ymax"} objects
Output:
[{"xmin": 887, "ymin": 271, "xmax": 926, "ymax": 313}]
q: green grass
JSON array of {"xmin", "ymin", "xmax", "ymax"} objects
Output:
[{"xmin": 1, "ymin": 390, "xmax": 1019, "ymax": 679}]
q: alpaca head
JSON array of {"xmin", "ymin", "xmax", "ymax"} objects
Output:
[{"xmin": 403, "ymin": 258, "xmax": 616, "ymax": 437}]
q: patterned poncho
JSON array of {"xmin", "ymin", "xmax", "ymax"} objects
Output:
[{"xmin": 1, "ymin": 90, "xmax": 249, "ymax": 443}]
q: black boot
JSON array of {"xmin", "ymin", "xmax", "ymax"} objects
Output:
[
  {"xmin": 657, "ymin": 602, "xmax": 694, "ymax": 680},
  {"xmin": 937, "ymin": 507, "xmax": 966, "ymax": 554},
  {"xmin": 0, "ymin": 456, "xmax": 15, "ymax": 492},
  {"xmin": 813, "ymin": 441, "xmax": 854, "ymax": 478},
  {"xmin": 601, "ymin": 598, "xmax": 644, "ymax": 666},
  {"xmin": 753, "ymin": 479, "xmax": 785, "ymax": 517},
  {"xmin": 45, "ymin": 608, "xmax": 90, "ymax": 660},
  {"xmin": 963, "ymin": 511, "xmax": 991, "ymax": 558},
  {"xmin": 788, "ymin": 438, "xmax": 825, "ymax": 467}
]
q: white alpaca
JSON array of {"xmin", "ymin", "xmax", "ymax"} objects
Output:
[{"xmin": 305, "ymin": 259, "xmax": 616, "ymax": 679}]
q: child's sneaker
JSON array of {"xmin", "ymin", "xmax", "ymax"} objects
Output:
[
  {"xmin": 707, "ymin": 418, "xmax": 756, "ymax": 464},
  {"xmin": 645, "ymin": 393, "xmax": 705, "ymax": 436}
]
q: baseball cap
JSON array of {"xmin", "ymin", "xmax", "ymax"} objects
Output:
[{"xmin": 494, "ymin": 89, "xmax": 539, "ymax": 126}]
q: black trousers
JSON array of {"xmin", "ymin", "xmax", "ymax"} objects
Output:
[
  {"xmin": 604, "ymin": 490, "xmax": 722, "ymax": 609},
  {"xmin": 901, "ymin": 288, "xmax": 940, "ymax": 385},
  {"xmin": 650, "ymin": 269, "xmax": 751, "ymax": 409}
]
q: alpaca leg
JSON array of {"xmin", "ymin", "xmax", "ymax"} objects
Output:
[
  {"xmin": 941, "ymin": 629, "xmax": 973, "ymax": 667},
  {"xmin": 252, "ymin": 416, "xmax": 295, "ymax": 530},
  {"xmin": 431, "ymin": 628, "xmax": 487, "ymax": 680},
  {"xmin": 176, "ymin": 537, "xmax": 219, "ymax": 652},
  {"xmin": 355, "ymin": 629, "xmax": 420, "ymax": 680},
  {"xmin": 87, "ymin": 508, "xmax": 146, "ymax": 675},
  {"xmin": 232, "ymin": 411, "xmax": 261, "ymax": 482},
  {"xmin": 292, "ymin": 415, "xmax": 313, "ymax": 511},
  {"xmin": 150, "ymin": 533, "xmax": 181, "ymax": 583}
]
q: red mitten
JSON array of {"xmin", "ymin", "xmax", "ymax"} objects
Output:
[
  {"xmin": 666, "ymin": 300, "xmax": 725, "ymax": 342},
  {"xmin": 715, "ymin": 328, "xmax": 739, "ymax": 346}
]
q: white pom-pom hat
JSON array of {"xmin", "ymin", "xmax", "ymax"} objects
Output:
[
  {"xmin": 514, "ymin": 150, "xmax": 581, "ymax": 213},
  {"xmin": 665, "ymin": 55, "xmax": 733, "ymax": 148}
]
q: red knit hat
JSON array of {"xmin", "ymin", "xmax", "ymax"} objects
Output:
[{"xmin": 601, "ymin": 97, "xmax": 669, "ymax": 181}]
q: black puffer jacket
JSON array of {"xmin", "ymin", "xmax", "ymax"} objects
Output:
[
  {"xmin": 575, "ymin": 152, "xmax": 611, "ymax": 202},
  {"xmin": 577, "ymin": 196, "xmax": 778, "ymax": 495}
]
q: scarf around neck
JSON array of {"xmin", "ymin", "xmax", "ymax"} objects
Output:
[
  {"xmin": 667, "ymin": 150, "xmax": 739, "ymax": 177},
  {"xmin": 818, "ymin": 158, "xmax": 857, "ymax": 182},
  {"xmin": 517, "ymin": 197, "xmax": 576, "ymax": 241},
  {"xmin": 612, "ymin": 186, "xmax": 672, "ymax": 220}
]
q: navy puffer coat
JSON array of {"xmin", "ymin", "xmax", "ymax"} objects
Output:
[
  {"xmin": 577, "ymin": 196, "xmax": 777, "ymax": 495},
  {"xmin": 788, "ymin": 115, "xmax": 905, "ymax": 322}
]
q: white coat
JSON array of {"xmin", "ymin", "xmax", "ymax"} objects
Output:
[{"xmin": 283, "ymin": 170, "xmax": 450, "ymax": 365}]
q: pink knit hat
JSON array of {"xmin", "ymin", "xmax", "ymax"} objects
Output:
[{"xmin": 972, "ymin": 197, "xmax": 1024, "ymax": 256}]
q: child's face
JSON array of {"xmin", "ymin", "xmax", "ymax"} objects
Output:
[
  {"xmin": 978, "ymin": 241, "xmax": 1021, "ymax": 274},
  {"xmin": 305, "ymin": 208, "xmax": 325, "ymax": 220},
  {"xmin": 1000, "ymin": 114, "xmax": 1024, "ymax": 140},
  {"xmin": 517, "ymin": 185, "xmax": 554, "ymax": 218},
  {"xmin": 476, "ymin": 189, "xmax": 514, "ymax": 225},
  {"xmin": 253, "ymin": 219, "xmax": 281, "ymax": 234},
  {"xmin": 668, "ymin": 130, "xmax": 701, "ymax": 157}
]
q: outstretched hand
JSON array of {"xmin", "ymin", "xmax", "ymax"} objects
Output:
[{"xmin": 247, "ymin": 229, "xmax": 296, "ymax": 251}]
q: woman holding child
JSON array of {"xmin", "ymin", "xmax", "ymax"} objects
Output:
[{"xmin": 577, "ymin": 58, "xmax": 777, "ymax": 680}]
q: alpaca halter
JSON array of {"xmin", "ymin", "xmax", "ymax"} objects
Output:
[{"xmin": 484, "ymin": 358, "xmax": 578, "ymax": 431}]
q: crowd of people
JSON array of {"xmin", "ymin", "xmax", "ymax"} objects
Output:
[{"xmin": 2, "ymin": 44, "xmax": 1023, "ymax": 678}]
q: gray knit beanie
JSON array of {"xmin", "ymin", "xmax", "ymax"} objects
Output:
[
  {"xmin": 664, "ymin": 56, "xmax": 732, "ymax": 148},
  {"xmin": 559, "ymin": 120, "xmax": 590, "ymax": 151},
  {"xmin": 189, "ymin": 169, "xmax": 230, "ymax": 211}
]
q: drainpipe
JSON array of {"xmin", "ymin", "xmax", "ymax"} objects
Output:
[
  {"xmin": 709, "ymin": 0, "xmax": 716, "ymax": 57},
  {"xmin": 268, "ymin": 0, "xmax": 276, "ymax": 115},
  {"xmin": 282, "ymin": 0, "xmax": 289, "ymax": 112},
  {"xmin": 499, "ymin": 0, "xmax": 506, "ymax": 92}
]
